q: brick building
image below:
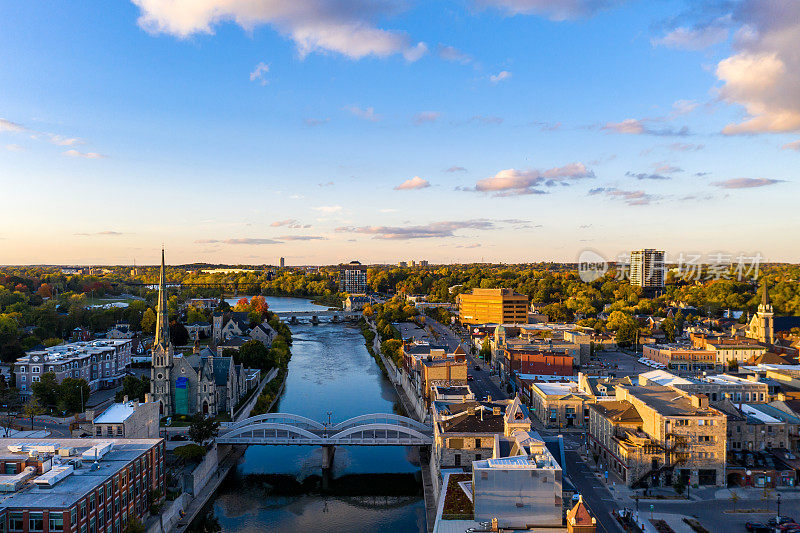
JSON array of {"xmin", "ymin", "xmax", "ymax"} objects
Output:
[{"xmin": 0, "ymin": 438, "xmax": 165, "ymax": 533}]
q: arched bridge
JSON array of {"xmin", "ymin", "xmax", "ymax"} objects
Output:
[
  {"xmin": 274, "ymin": 310, "xmax": 363, "ymax": 323},
  {"xmin": 218, "ymin": 413, "xmax": 432, "ymax": 447}
]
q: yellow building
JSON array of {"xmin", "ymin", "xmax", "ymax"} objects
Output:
[{"xmin": 457, "ymin": 288, "xmax": 529, "ymax": 325}]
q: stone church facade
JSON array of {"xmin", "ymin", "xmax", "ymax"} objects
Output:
[{"xmin": 150, "ymin": 249, "xmax": 258, "ymax": 417}]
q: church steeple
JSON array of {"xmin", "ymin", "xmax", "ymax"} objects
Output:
[
  {"xmin": 759, "ymin": 280, "xmax": 773, "ymax": 312},
  {"xmin": 153, "ymin": 248, "xmax": 170, "ymax": 351}
]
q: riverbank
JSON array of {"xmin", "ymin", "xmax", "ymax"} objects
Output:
[{"xmin": 199, "ymin": 297, "xmax": 427, "ymax": 533}]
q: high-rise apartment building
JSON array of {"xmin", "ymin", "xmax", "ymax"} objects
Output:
[
  {"xmin": 457, "ymin": 288, "xmax": 529, "ymax": 325},
  {"xmin": 629, "ymin": 249, "xmax": 665, "ymax": 290},
  {"xmin": 279, "ymin": 257, "xmax": 285, "ymax": 268},
  {"xmin": 339, "ymin": 260, "xmax": 368, "ymax": 294}
]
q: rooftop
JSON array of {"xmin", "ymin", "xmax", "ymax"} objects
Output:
[
  {"xmin": 624, "ymin": 385, "xmax": 719, "ymax": 417},
  {"xmin": 0, "ymin": 438, "xmax": 161, "ymax": 510}
]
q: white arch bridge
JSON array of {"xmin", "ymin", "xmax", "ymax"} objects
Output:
[
  {"xmin": 218, "ymin": 413, "xmax": 433, "ymax": 468},
  {"xmin": 274, "ymin": 310, "xmax": 362, "ymax": 323}
]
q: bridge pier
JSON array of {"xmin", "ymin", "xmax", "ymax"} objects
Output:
[
  {"xmin": 290, "ymin": 316, "xmax": 298, "ymax": 325},
  {"xmin": 321, "ymin": 445, "xmax": 336, "ymax": 470},
  {"xmin": 311, "ymin": 315, "xmax": 319, "ymax": 325}
]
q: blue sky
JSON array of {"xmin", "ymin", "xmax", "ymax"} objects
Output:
[{"xmin": 1, "ymin": 0, "xmax": 798, "ymax": 265}]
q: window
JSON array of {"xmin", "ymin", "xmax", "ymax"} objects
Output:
[
  {"xmin": 116, "ymin": 426, "xmax": 123, "ymax": 436},
  {"xmin": 5, "ymin": 463, "xmax": 17, "ymax": 475},
  {"xmin": 49, "ymin": 513, "xmax": 64, "ymax": 532},
  {"xmin": 9, "ymin": 512, "xmax": 23, "ymax": 532},
  {"xmin": 90, "ymin": 494, "xmax": 96, "ymax": 511},
  {"xmin": 29, "ymin": 513, "xmax": 44, "ymax": 532},
  {"xmin": 95, "ymin": 427, "xmax": 103, "ymax": 436},
  {"xmin": 99, "ymin": 485, "xmax": 104, "ymax": 504},
  {"xmin": 71, "ymin": 508, "xmax": 78, "ymax": 526},
  {"xmin": 32, "ymin": 366, "xmax": 40, "ymax": 374},
  {"xmin": 475, "ymin": 438, "xmax": 481, "ymax": 448},
  {"xmin": 80, "ymin": 502, "xmax": 87, "ymax": 519},
  {"xmin": 90, "ymin": 518, "xmax": 96, "ymax": 533},
  {"xmin": 454, "ymin": 454, "xmax": 461, "ymax": 466}
]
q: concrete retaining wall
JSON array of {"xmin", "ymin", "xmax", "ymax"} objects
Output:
[{"xmin": 147, "ymin": 493, "xmax": 190, "ymax": 533}]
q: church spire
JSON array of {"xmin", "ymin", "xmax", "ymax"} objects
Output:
[
  {"xmin": 153, "ymin": 248, "xmax": 170, "ymax": 351},
  {"xmin": 760, "ymin": 280, "xmax": 772, "ymax": 309}
]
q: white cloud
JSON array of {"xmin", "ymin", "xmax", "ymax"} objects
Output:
[
  {"xmin": 131, "ymin": 0, "xmax": 427, "ymax": 61},
  {"xmin": 470, "ymin": 163, "xmax": 594, "ymax": 196},
  {"xmin": 711, "ymin": 177, "xmax": 783, "ymax": 189},
  {"xmin": 588, "ymin": 187, "xmax": 658, "ymax": 205},
  {"xmin": 715, "ymin": 1, "xmax": 800, "ymax": 134},
  {"xmin": 313, "ymin": 205, "xmax": 342, "ymax": 213},
  {"xmin": 602, "ymin": 118, "xmax": 689, "ymax": 137},
  {"xmin": 48, "ymin": 134, "xmax": 83, "ymax": 146},
  {"xmin": 62, "ymin": 149, "xmax": 107, "ymax": 159},
  {"xmin": 476, "ymin": 0, "xmax": 625, "ymax": 20},
  {"xmin": 336, "ymin": 219, "xmax": 495, "ymax": 239},
  {"xmin": 196, "ymin": 238, "xmax": 282, "ymax": 245},
  {"xmin": 489, "ymin": 70, "xmax": 512, "ymax": 83},
  {"xmin": 344, "ymin": 105, "xmax": 380, "ymax": 122},
  {"xmin": 437, "ymin": 45, "xmax": 472, "ymax": 64},
  {"xmin": 4, "ymin": 144, "xmax": 25, "ymax": 152},
  {"xmin": 0, "ymin": 119, "xmax": 26, "ymax": 133},
  {"xmin": 249, "ymin": 62, "xmax": 270, "ymax": 85},
  {"xmin": 782, "ymin": 140, "xmax": 800, "ymax": 151},
  {"xmin": 413, "ymin": 111, "xmax": 440, "ymax": 125},
  {"xmin": 304, "ymin": 117, "xmax": 330, "ymax": 126},
  {"xmin": 394, "ymin": 176, "xmax": 431, "ymax": 190},
  {"xmin": 652, "ymin": 20, "xmax": 729, "ymax": 50}
]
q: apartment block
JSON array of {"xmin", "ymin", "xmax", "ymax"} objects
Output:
[
  {"xmin": 629, "ymin": 249, "xmax": 664, "ymax": 290},
  {"xmin": 15, "ymin": 340, "xmax": 132, "ymax": 396},
  {"xmin": 338, "ymin": 261, "xmax": 368, "ymax": 294}
]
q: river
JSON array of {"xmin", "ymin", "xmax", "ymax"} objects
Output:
[{"xmin": 201, "ymin": 296, "xmax": 426, "ymax": 532}]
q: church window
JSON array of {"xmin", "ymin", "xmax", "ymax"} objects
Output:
[{"xmin": 157, "ymin": 373, "xmax": 163, "ymax": 380}]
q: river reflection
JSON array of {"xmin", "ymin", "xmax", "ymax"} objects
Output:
[{"xmin": 204, "ymin": 297, "xmax": 426, "ymax": 532}]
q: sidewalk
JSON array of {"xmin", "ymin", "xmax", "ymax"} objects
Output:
[{"xmin": 633, "ymin": 512, "xmax": 695, "ymax": 533}]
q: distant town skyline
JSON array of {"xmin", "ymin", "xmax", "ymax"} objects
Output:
[{"xmin": 1, "ymin": 1, "xmax": 798, "ymax": 264}]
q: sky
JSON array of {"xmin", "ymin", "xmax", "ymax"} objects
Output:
[{"xmin": 0, "ymin": 0, "xmax": 799, "ymax": 266}]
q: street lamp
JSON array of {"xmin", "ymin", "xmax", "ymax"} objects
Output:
[
  {"xmin": 778, "ymin": 492, "xmax": 781, "ymax": 519},
  {"xmin": 76, "ymin": 385, "xmax": 84, "ymax": 414}
]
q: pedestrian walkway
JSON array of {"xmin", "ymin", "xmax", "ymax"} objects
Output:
[{"xmin": 633, "ymin": 512, "xmax": 695, "ymax": 533}]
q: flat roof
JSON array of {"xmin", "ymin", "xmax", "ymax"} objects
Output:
[
  {"xmin": 0, "ymin": 438, "xmax": 161, "ymax": 510},
  {"xmin": 533, "ymin": 381, "xmax": 590, "ymax": 397},
  {"xmin": 640, "ymin": 370, "xmax": 694, "ymax": 387},
  {"xmin": 93, "ymin": 402, "xmax": 139, "ymax": 424}
]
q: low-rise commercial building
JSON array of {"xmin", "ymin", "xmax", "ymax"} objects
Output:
[
  {"xmin": 642, "ymin": 344, "xmax": 716, "ymax": 373},
  {"xmin": 588, "ymin": 381, "xmax": 727, "ymax": 487},
  {"xmin": 639, "ymin": 369, "xmax": 770, "ymax": 403},
  {"xmin": 529, "ymin": 380, "xmax": 594, "ymax": 429},
  {"xmin": 89, "ymin": 399, "xmax": 160, "ymax": 439}
]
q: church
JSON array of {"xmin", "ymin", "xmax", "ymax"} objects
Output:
[
  {"xmin": 149, "ymin": 249, "xmax": 259, "ymax": 417},
  {"xmin": 746, "ymin": 281, "xmax": 800, "ymax": 345}
]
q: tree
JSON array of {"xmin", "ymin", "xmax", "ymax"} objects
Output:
[
  {"xmin": 169, "ymin": 321, "xmax": 189, "ymax": 346},
  {"xmin": 141, "ymin": 308, "xmax": 156, "ymax": 334},
  {"xmin": 122, "ymin": 518, "xmax": 146, "ymax": 533},
  {"xmin": 615, "ymin": 320, "xmax": 639, "ymax": 348},
  {"xmin": 479, "ymin": 338, "xmax": 492, "ymax": 362},
  {"xmin": 59, "ymin": 378, "xmax": 90, "ymax": 413},
  {"xmin": 115, "ymin": 375, "xmax": 149, "ymax": 403},
  {"xmin": 32, "ymin": 372, "xmax": 60, "ymax": 408},
  {"xmin": 662, "ymin": 317, "xmax": 677, "ymax": 343},
  {"xmin": 23, "ymin": 397, "xmax": 44, "ymax": 429},
  {"xmin": 235, "ymin": 340, "xmax": 272, "ymax": 370},
  {"xmin": 188, "ymin": 413, "xmax": 220, "ymax": 445}
]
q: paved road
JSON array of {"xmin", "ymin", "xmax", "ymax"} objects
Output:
[
  {"xmin": 423, "ymin": 317, "xmax": 507, "ymax": 401},
  {"xmin": 564, "ymin": 449, "xmax": 626, "ymax": 533}
]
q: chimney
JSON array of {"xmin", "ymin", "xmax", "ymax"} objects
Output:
[
  {"xmin": 123, "ymin": 395, "xmax": 129, "ymax": 403},
  {"xmin": 487, "ymin": 395, "xmax": 492, "ymax": 402}
]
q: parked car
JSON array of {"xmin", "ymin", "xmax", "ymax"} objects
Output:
[
  {"xmin": 776, "ymin": 524, "xmax": 800, "ymax": 532},
  {"xmin": 170, "ymin": 434, "xmax": 188, "ymax": 441},
  {"xmin": 467, "ymin": 375, "xmax": 474, "ymax": 381},
  {"xmin": 744, "ymin": 522, "xmax": 770, "ymax": 532},
  {"xmin": 769, "ymin": 517, "xmax": 797, "ymax": 527},
  {"xmin": 474, "ymin": 365, "xmax": 481, "ymax": 371}
]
